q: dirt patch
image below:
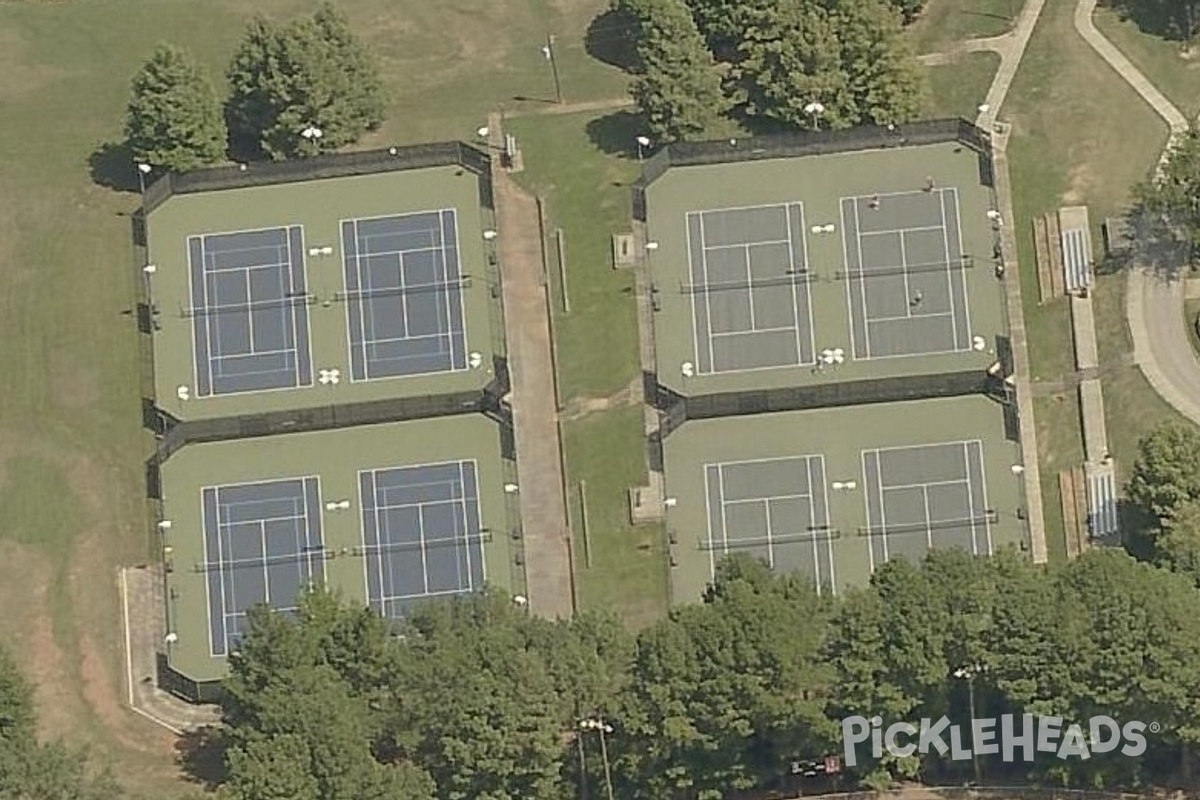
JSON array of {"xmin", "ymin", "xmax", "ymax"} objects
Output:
[
  {"xmin": 48, "ymin": 350, "xmax": 101, "ymax": 414},
  {"xmin": 1061, "ymin": 161, "xmax": 1095, "ymax": 205},
  {"xmin": 0, "ymin": 29, "xmax": 70, "ymax": 101}
]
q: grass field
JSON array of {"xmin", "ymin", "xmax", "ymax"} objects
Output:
[
  {"xmin": 1093, "ymin": 5, "xmax": 1200, "ymax": 119},
  {"xmin": 907, "ymin": 0, "xmax": 1020, "ymax": 54},
  {"xmin": 0, "ymin": 0, "xmax": 625, "ymax": 792},
  {"xmin": 922, "ymin": 52, "xmax": 1000, "ymax": 120},
  {"xmin": 506, "ymin": 111, "xmax": 642, "ymax": 401},
  {"xmin": 564, "ymin": 407, "xmax": 669, "ymax": 628},
  {"xmin": 999, "ymin": 0, "xmax": 1176, "ymax": 557}
]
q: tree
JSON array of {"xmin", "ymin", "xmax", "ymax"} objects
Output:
[
  {"xmin": 613, "ymin": 557, "xmax": 835, "ymax": 799},
  {"xmin": 1127, "ymin": 423, "xmax": 1200, "ymax": 523},
  {"xmin": 888, "ymin": 0, "xmax": 925, "ymax": 24},
  {"xmin": 1104, "ymin": 0, "xmax": 1200, "ymax": 42},
  {"xmin": 734, "ymin": 0, "xmax": 919, "ymax": 131},
  {"xmin": 628, "ymin": 0, "xmax": 726, "ymax": 141},
  {"xmin": 125, "ymin": 43, "xmax": 226, "ymax": 171},
  {"xmin": 226, "ymin": 3, "xmax": 385, "ymax": 160},
  {"xmin": 1155, "ymin": 499, "xmax": 1200, "ymax": 585},
  {"xmin": 1135, "ymin": 129, "xmax": 1200, "ymax": 263}
]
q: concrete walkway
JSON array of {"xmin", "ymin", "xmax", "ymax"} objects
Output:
[
  {"xmin": 489, "ymin": 114, "xmax": 575, "ymax": 619},
  {"xmin": 1073, "ymin": 0, "xmax": 1200, "ymax": 427},
  {"xmin": 960, "ymin": 0, "xmax": 1050, "ymax": 563}
]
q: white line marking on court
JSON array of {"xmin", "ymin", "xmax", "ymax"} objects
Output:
[
  {"xmin": 699, "ymin": 214, "xmax": 718, "ymax": 374},
  {"xmin": 962, "ymin": 442, "xmax": 980, "ymax": 556},
  {"xmin": 860, "ymin": 450, "xmax": 876, "ymax": 573},
  {"xmin": 881, "ymin": 477, "xmax": 972, "ymax": 492},
  {"xmin": 794, "ymin": 202, "xmax": 817, "ymax": 365},
  {"xmin": 853, "ymin": 200, "xmax": 871, "ymax": 359},
  {"xmin": 818, "ymin": 457, "xmax": 836, "ymax": 594},
  {"xmin": 702, "ymin": 464, "xmax": 718, "ymax": 583},
  {"xmin": 874, "ymin": 451, "xmax": 890, "ymax": 563},
  {"xmin": 950, "ymin": 188, "xmax": 973, "ymax": 349},
  {"xmin": 709, "ymin": 325, "xmax": 801, "ymax": 337},
  {"xmin": 938, "ymin": 189, "xmax": 960, "ymax": 348},
  {"xmin": 741, "ymin": 243, "xmax": 757, "ymax": 331},
  {"xmin": 867, "ymin": 310, "xmax": 954, "ymax": 324},
  {"xmin": 921, "ymin": 486, "xmax": 934, "ymax": 550},
  {"xmin": 686, "ymin": 214, "xmax": 704, "ymax": 376},
  {"xmin": 718, "ymin": 463, "xmax": 732, "ymax": 566},
  {"xmin": 762, "ymin": 498, "xmax": 776, "ymax": 568},
  {"xmin": 897, "ymin": 231, "xmax": 914, "ymax": 319},
  {"xmin": 839, "ymin": 199, "xmax": 861, "ymax": 360},
  {"xmin": 859, "ymin": 224, "xmax": 946, "ymax": 237}
]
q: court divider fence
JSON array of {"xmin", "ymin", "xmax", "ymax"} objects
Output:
[
  {"xmin": 142, "ymin": 141, "xmax": 493, "ymax": 214},
  {"xmin": 632, "ymin": 118, "xmax": 994, "ymax": 221},
  {"xmin": 653, "ymin": 370, "xmax": 993, "ymax": 438}
]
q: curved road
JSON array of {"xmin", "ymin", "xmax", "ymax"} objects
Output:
[{"xmin": 1074, "ymin": 0, "xmax": 1200, "ymax": 426}]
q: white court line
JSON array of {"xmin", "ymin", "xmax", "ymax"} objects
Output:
[
  {"xmin": 724, "ymin": 492, "xmax": 813, "ymax": 506},
  {"xmin": 853, "ymin": 201, "xmax": 871, "ymax": 359},
  {"xmin": 718, "ymin": 463, "xmax": 732, "ymax": 564},
  {"xmin": 870, "ymin": 439, "xmax": 973, "ymax": 456},
  {"xmin": 874, "ymin": 451, "xmax": 890, "ymax": 563},
  {"xmin": 783, "ymin": 203, "xmax": 805, "ymax": 365},
  {"xmin": 686, "ymin": 213, "xmax": 705, "ymax": 377},
  {"xmin": 898, "ymin": 231, "xmax": 914, "ymax": 320},
  {"xmin": 706, "ymin": 238, "xmax": 792, "ymax": 249},
  {"xmin": 699, "ymin": 214, "xmax": 718, "ymax": 374},
  {"xmin": 859, "ymin": 224, "xmax": 946, "ymax": 237},
  {"xmin": 839, "ymin": 199, "xmax": 861, "ymax": 360},
  {"xmin": 708, "ymin": 453, "xmax": 817, "ymax": 470},
  {"xmin": 939, "ymin": 188, "xmax": 959, "ymax": 348},
  {"xmin": 703, "ymin": 465, "xmax": 718, "ymax": 583},
  {"xmin": 951, "ymin": 188, "xmax": 973, "ymax": 349},
  {"xmin": 921, "ymin": 487, "xmax": 934, "ymax": 550},
  {"xmin": 968, "ymin": 440, "xmax": 995, "ymax": 555},
  {"xmin": 962, "ymin": 442, "xmax": 980, "ymax": 556},
  {"xmin": 199, "ymin": 488, "xmax": 219, "ymax": 657},
  {"xmin": 818, "ymin": 457, "xmax": 836, "ymax": 594},
  {"xmin": 742, "ymin": 244, "xmax": 757, "ymax": 331},
  {"xmin": 794, "ymin": 202, "xmax": 816, "ymax": 365},
  {"xmin": 880, "ymin": 477, "xmax": 971, "ymax": 492},
  {"xmin": 867, "ymin": 310, "xmax": 954, "ymax": 324},
  {"xmin": 861, "ymin": 450, "xmax": 876, "ymax": 573},
  {"xmin": 762, "ymin": 498, "xmax": 776, "ymax": 568},
  {"xmin": 709, "ymin": 325, "xmax": 801, "ymax": 337},
  {"xmin": 803, "ymin": 455, "xmax": 820, "ymax": 590}
]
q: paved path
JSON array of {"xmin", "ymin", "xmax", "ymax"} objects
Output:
[
  {"xmin": 957, "ymin": 0, "xmax": 1050, "ymax": 563},
  {"xmin": 1073, "ymin": 0, "xmax": 1200, "ymax": 426},
  {"xmin": 489, "ymin": 114, "xmax": 575, "ymax": 619}
]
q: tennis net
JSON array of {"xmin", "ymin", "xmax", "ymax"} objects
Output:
[
  {"xmin": 680, "ymin": 272, "xmax": 814, "ymax": 294},
  {"xmin": 182, "ymin": 293, "xmax": 315, "ymax": 318},
  {"xmin": 858, "ymin": 510, "xmax": 998, "ymax": 537},
  {"xmin": 352, "ymin": 530, "xmax": 491, "ymax": 556},
  {"xmin": 835, "ymin": 256, "xmax": 973, "ymax": 280},
  {"xmin": 700, "ymin": 527, "xmax": 840, "ymax": 551},
  {"xmin": 193, "ymin": 546, "xmax": 327, "ymax": 572},
  {"xmin": 334, "ymin": 276, "xmax": 471, "ymax": 302}
]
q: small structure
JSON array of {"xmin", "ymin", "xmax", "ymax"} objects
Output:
[{"xmin": 612, "ymin": 233, "xmax": 636, "ymax": 267}]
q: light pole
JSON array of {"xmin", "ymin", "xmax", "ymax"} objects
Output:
[
  {"xmin": 136, "ymin": 162, "xmax": 151, "ymax": 195},
  {"xmin": 300, "ymin": 125, "xmax": 324, "ymax": 155},
  {"xmin": 804, "ymin": 101, "xmax": 825, "ymax": 131},
  {"xmin": 953, "ymin": 663, "xmax": 986, "ymax": 783},
  {"xmin": 635, "ymin": 135, "xmax": 651, "ymax": 161},
  {"xmin": 542, "ymin": 34, "xmax": 563, "ymax": 104},
  {"xmin": 580, "ymin": 718, "xmax": 615, "ymax": 800}
]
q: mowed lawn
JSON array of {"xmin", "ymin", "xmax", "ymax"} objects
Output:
[
  {"xmin": 1001, "ymin": 0, "xmax": 1181, "ymax": 557},
  {"xmin": 0, "ymin": 0, "xmax": 625, "ymax": 793}
]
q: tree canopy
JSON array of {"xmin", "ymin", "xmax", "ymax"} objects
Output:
[
  {"xmin": 1134, "ymin": 130, "xmax": 1200, "ymax": 263},
  {"xmin": 124, "ymin": 43, "xmax": 226, "ymax": 171},
  {"xmin": 226, "ymin": 3, "xmax": 385, "ymax": 160},
  {"xmin": 617, "ymin": 0, "xmax": 923, "ymax": 138},
  {"xmin": 210, "ymin": 546, "xmax": 1200, "ymax": 797}
]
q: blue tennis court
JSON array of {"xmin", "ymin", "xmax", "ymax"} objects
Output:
[
  {"xmin": 200, "ymin": 477, "xmax": 325, "ymax": 657},
  {"xmin": 341, "ymin": 211, "xmax": 468, "ymax": 381},
  {"xmin": 359, "ymin": 460, "xmax": 485, "ymax": 620},
  {"xmin": 187, "ymin": 226, "xmax": 314, "ymax": 396}
]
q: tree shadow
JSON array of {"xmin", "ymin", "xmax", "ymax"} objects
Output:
[
  {"xmin": 1119, "ymin": 499, "xmax": 1158, "ymax": 561},
  {"xmin": 585, "ymin": 7, "xmax": 639, "ymax": 73},
  {"xmin": 88, "ymin": 140, "xmax": 139, "ymax": 193},
  {"xmin": 585, "ymin": 109, "xmax": 645, "ymax": 158},
  {"xmin": 1126, "ymin": 203, "xmax": 1193, "ymax": 281},
  {"xmin": 175, "ymin": 725, "xmax": 229, "ymax": 789},
  {"xmin": 1106, "ymin": 0, "xmax": 1195, "ymax": 41}
]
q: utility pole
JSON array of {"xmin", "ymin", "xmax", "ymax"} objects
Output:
[{"xmin": 580, "ymin": 718, "xmax": 615, "ymax": 800}]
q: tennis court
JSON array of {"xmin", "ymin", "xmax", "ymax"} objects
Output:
[
  {"xmin": 861, "ymin": 439, "xmax": 994, "ymax": 569},
  {"xmin": 840, "ymin": 189, "xmax": 972, "ymax": 359},
  {"xmin": 685, "ymin": 203, "xmax": 815, "ymax": 374},
  {"xmin": 187, "ymin": 227, "xmax": 314, "ymax": 397},
  {"xmin": 341, "ymin": 211, "xmax": 468, "ymax": 381},
  {"xmin": 200, "ymin": 476, "xmax": 326, "ymax": 657},
  {"xmin": 703, "ymin": 455, "xmax": 835, "ymax": 592},
  {"xmin": 359, "ymin": 460, "xmax": 486, "ymax": 620}
]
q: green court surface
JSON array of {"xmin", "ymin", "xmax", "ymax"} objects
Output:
[
  {"xmin": 664, "ymin": 395, "xmax": 1024, "ymax": 601},
  {"xmin": 159, "ymin": 414, "xmax": 516, "ymax": 682},
  {"xmin": 145, "ymin": 164, "xmax": 501, "ymax": 422},
  {"xmin": 644, "ymin": 140, "xmax": 1005, "ymax": 397}
]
